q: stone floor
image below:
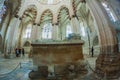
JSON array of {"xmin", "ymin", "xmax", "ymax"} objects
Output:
[
  {"xmin": 0, "ymin": 53, "xmax": 107, "ymax": 80},
  {"xmin": 0, "ymin": 54, "xmax": 33, "ymax": 80}
]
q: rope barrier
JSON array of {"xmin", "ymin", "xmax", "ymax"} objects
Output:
[
  {"xmin": 0, "ymin": 63, "xmax": 20, "ymax": 77},
  {"xmin": 0, "ymin": 61, "xmax": 31, "ymax": 77}
]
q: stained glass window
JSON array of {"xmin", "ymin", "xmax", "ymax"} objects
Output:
[{"xmin": 0, "ymin": 0, "xmax": 6, "ymax": 23}]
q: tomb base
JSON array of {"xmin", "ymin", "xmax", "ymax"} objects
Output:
[{"xmin": 29, "ymin": 62, "xmax": 88, "ymax": 80}]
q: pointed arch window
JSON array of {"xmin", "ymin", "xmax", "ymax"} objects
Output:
[
  {"xmin": 24, "ymin": 24, "xmax": 32, "ymax": 38},
  {"xmin": 102, "ymin": 2, "xmax": 116, "ymax": 22},
  {"xmin": 42, "ymin": 23, "xmax": 52, "ymax": 39}
]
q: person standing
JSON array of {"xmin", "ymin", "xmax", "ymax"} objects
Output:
[
  {"xmin": 91, "ymin": 46, "xmax": 94, "ymax": 57},
  {"xmin": 22, "ymin": 48, "xmax": 25, "ymax": 56},
  {"xmin": 19, "ymin": 48, "xmax": 21, "ymax": 57},
  {"xmin": 15, "ymin": 48, "xmax": 19, "ymax": 57}
]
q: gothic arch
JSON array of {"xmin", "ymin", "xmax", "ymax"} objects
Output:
[
  {"xmin": 40, "ymin": 9, "xmax": 53, "ymax": 25},
  {"xmin": 57, "ymin": 5, "xmax": 70, "ymax": 17},
  {"xmin": 22, "ymin": 5, "xmax": 37, "ymax": 23},
  {"xmin": 57, "ymin": 6, "xmax": 70, "ymax": 24}
]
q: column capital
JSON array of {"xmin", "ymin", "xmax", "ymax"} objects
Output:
[
  {"xmin": 33, "ymin": 23, "xmax": 37, "ymax": 25},
  {"xmin": 55, "ymin": 23, "xmax": 59, "ymax": 25},
  {"xmin": 37, "ymin": 24, "xmax": 40, "ymax": 26}
]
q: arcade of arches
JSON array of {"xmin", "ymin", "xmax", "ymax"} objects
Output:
[{"xmin": 0, "ymin": 0, "xmax": 120, "ymax": 80}]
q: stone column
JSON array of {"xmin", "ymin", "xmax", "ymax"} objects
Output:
[
  {"xmin": 36, "ymin": 24, "xmax": 40, "ymax": 40},
  {"xmin": 11, "ymin": 18, "xmax": 21, "ymax": 47},
  {"xmin": 31, "ymin": 23, "xmax": 38, "ymax": 41},
  {"xmin": 37, "ymin": 24, "xmax": 42, "ymax": 40},
  {"xmin": 58, "ymin": 25, "xmax": 62, "ymax": 40},
  {"xmin": 52, "ymin": 23, "xmax": 60, "ymax": 40},
  {"xmin": 31, "ymin": 24, "xmax": 35, "ymax": 41},
  {"xmin": 52, "ymin": 24, "xmax": 56, "ymax": 40},
  {"xmin": 70, "ymin": 16, "xmax": 80, "ymax": 34},
  {"xmin": 61, "ymin": 25, "xmax": 66, "ymax": 40},
  {"xmin": 17, "ymin": 22, "xmax": 24, "ymax": 48},
  {"xmin": 1, "ymin": 11, "xmax": 10, "ymax": 38},
  {"xmin": 7, "ymin": 18, "xmax": 16, "ymax": 47},
  {"xmin": 34, "ymin": 25, "xmax": 39, "ymax": 40},
  {"xmin": 7, "ymin": 16, "xmax": 21, "ymax": 48},
  {"xmin": 55, "ymin": 24, "xmax": 60, "ymax": 40},
  {"xmin": 86, "ymin": 0, "xmax": 120, "ymax": 79}
]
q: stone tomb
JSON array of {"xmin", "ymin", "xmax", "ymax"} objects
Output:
[{"xmin": 29, "ymin": 40, "xmax": 87, "ymax": 80}]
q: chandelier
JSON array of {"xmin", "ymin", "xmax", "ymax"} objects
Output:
[{"xmin": 0, "ymin": 0, "xmax": 6, "ymax": 23}]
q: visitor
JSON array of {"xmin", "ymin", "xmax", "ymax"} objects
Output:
[
  {"xmin": 91, "ymin": 46, "xmax": 94, "ymax": 57},
  {"xmin": 22, "ymin": 48, "xmax": 25, "ymax": 56},
  {"xmin": 19, "ymin": 48, "xmax": 21, "ymax": 57},
  {"xmin": 15, "ymin": 48, "xmax": 19, "ymax": 57}
]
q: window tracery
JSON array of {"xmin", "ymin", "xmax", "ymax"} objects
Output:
[{"xmin": 42, "ymin": 23, "xmax": 52, "ymax": 39}]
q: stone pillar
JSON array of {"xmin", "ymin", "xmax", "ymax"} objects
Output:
[
  {"xmin": 61, "ymin": 25, "xmax": 66, "ymax": 40},
  {"xmin": 37, "ymin": 25, "xmax": 42, "ymax": 40},
  {"xmin": 7, "ymin": 17, "xmax": 21, "ymax": 48},
  {"xmin": 34, "ymin": 25, "xmax": 39, "ymax": 40},
  {"xmin": 11, "ymin": 19, "xmax": 21, "ymax": 47},
  {"xmin": 7, "ymin": 18, "xmax": 16, "ymax": 47},
  {"xmin": 1, "ymin": 11, "xmax": 11, "ymax": 53},
  {"xmin": 31, "ymin": 24, "xmax": 35, "ymax": 41},
  {"xmin": 55, "ymin": 24, "xmax": 60, "ymax": 40},
  {"xmin": 36, "ymin": 24, "xmax": 40, "ymax": 40},
  {"xmin": 1, "ymin": 11, "xmax": 10, "ymax": 38},
  {"xmin": 58, "ymin": 25, "xmax": 62, "ymax": 40},
  {"xmin": 31, "ymin": 23, "xmax": 38, "ymax": 41},
  {"xmin": 17, "ymin": 23, "xmax": 24, "ymax": 48},
  {"xmin": 52, "ymin": 24, "xmax": 56, "ymax": 40},
  {"xmin": 70, "ymin": 16, "xmax": 80, "ymax": 34},
  {"xmin": 52, "ymin": 23, "xmax": 61, "ymax": 40},
  {"xmin": 86, "ymin": 0, "xmax": 120, "ymax": 79}
]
